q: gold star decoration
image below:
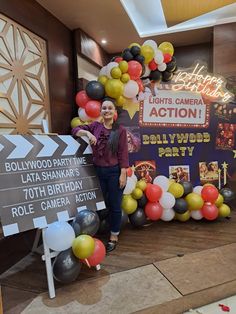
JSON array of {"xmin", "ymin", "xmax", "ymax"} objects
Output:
[
  {"xmin": 221, "ymin": 161, "xmax": 229, "ymax": 169},
  {"xmin": 233, "ymin": 150, "xmax": 236, "ymax": 158},
  {"xmin": 122, "ymin": 98, "xmax": 140, "ymax": 119}
]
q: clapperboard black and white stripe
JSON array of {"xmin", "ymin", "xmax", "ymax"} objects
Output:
[{"xmin": 0, "ymin": 135, "xmax": 105, "ymax": 237}]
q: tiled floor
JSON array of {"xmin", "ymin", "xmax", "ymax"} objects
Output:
[{"xmin": 184, "ymin": 294, "xmax": 236, "ymax": 313}]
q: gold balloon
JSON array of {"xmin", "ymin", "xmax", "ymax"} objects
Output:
[
  {"xmin": 121, "ymin": 195, "xmax": 137, "ymax": 214},
  {"xmin": 140, "ymin": 45, "xmax": 155, "ymax": 64},
  {"xmin": 131, "ymin": 187, "xmax": 143, "ymax": 200},
  {"xmin": 128, "ymin": 42, "xmax": 141, "ymax": 49},
  {"xmin": 168, "ymin": 183, "xmax": 184, "ymax": 198},
  {"xmin": 185, "ymin": 193, "xmax": 204, "ymax": 211},
  {"xmin": 121, "ymin": 73, "xmax": 130, "ymax": 83},
  {"xmin": 105, "ymin": 79, "xmax": 124, "ymax": 98},
  {"xmin": 175, "ymin": 211, "xmax": 190, "ymax": 222},
  {"xmin": 116, "ymin": 95, "xmax": 125, "ymax": 106},
  {"xmin": 215, "ymin": 194, "xmax": 224, "ymax": 208},
  {"xmin": 136, "ymin": 180, "xmax": 147, "ymax": 191},
  {"xmin": 98, "ymin": 75, "xmax": 108, "ymax": 86},
  {"xmin": 119, "ymin": 60, "xmax": 129, "ymax": 73},
  {"xmin": 72, "ymin": 235, "xmax": 95, "ymax": 259},
  {"xmin": 158, "ymin": 42, "xmax": 174, "ymax": 56},
  {"xmin": 218, "ymin": 203, "xmax": 231, "ymax": 217},
  {"xmin": 71, "ymin": 117, "xmax": 84, "ymax": 128},
  {"xmin": 111, "ymin": 67, "xmax": 122, "ymax": 79}
]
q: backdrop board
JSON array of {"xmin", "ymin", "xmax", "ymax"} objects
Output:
[{"xmin": 0, "ymin": 135, "xmax": 105, "ymax": 237}]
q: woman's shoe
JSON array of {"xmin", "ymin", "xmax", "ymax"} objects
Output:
[{"xmin": 106, "ymin": 240, "xmax": 118, "ymax": 253}]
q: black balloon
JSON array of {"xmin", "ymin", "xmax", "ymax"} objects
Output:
[
  {"xmin": 71, "ymin": 220, "xmax": 81, "ymax": 237},
  {"xmin": 138, "ymin": 194, "xmax": 148, "ymax": 208},
  {"xmin": 162, "ymin": 71, "xmax": 173, "ymax": 82},
  {"xmin": 53, "ymin": 249, "xmax": 81, "ymax": 283},
  {"xmin": 180, "ymin": 181, "xmax": 193, "ymax": 196},
  {"xmin": 174, "ymin": 198, "xmax": 188, "ymax": 214},
  {"xmin": 122, "ymin": 48, "xmax": 133, "ymax": 61},
  {"xmin": 135, "ymin": 54, "xmax": 145, "ymax": 65},
  {"xmin": 149, "ymin": 70, "xmax": 162, "ymax": 82},
  {"xmin": 171, "ymin": 56, "xmax": 176, "ymax": 64},
  {"xmin": 72, "ymin": 209, "xmax": 100, "ymax": 236},
  {"xmin": 220, "ymin": 188, "xmax": 236, "ymax": 204},
  {"xmin": 166, "ymin": 61, "xmax": 177, "ymax": 72},
  {"xmin": 130, "ymin": 45, "xmax": 141, "ymax": 56},
  {"xmin": 85, "ymin": 81, "xmax": 105, "ymax": 100},
  {"xmin": 129, "ymin": 207, "xmax": 147, "ymax": 227}
]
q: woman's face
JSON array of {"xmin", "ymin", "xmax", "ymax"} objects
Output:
[{"xmin": 101, "ymin": 101, "xmax": 116, "ymax": 120}]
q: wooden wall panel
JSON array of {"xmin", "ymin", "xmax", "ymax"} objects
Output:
[
  {"xmin": 174, "ymin": 42, "xmax": 213, "ymax": 70},
  {"xmin": 213, "ymin": 23, "xmax": 236, "ymax": 77},
  {"xmin": 0, "ymin": 0, "xmax": 75, "ymax": 135}
]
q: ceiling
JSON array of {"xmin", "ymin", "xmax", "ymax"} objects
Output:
[{"xmin": 36, "ymin": 0, "xmax": 236, "ymax": 53}]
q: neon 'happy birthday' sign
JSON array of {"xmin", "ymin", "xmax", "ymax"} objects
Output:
[{"xmin": 172, "ymin": 63, "xmax": 233, "ymax": 103}]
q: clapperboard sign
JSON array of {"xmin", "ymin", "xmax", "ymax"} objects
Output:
[{"xmin": 0, "ymin": 135, "xmax": 105, "ymax": 237}]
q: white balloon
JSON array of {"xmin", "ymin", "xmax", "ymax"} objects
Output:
[
  {"xmin": 130, "ymin": 173, "xmax": 138, "ymax": 184},
  {"xmin": 99, "ymin": 66, "xmax": 107, "ymax": 77},
  {"xmin": 159, "ymin": 192, "xmax": 176, "ymax": 209},
  {"xmin": 143, "ymin": 40, "xmax": 158, "ymax": 51},
  {"xmin": 106, "ymin": 62, "xmax": 119, "ymax": 78},
  {"xmin": 79, "ymin": 108, "xmax": 90, "ymax": 122},
  {"xmin": 161, "ymin": 208, "xmax": 175, "ymax": 221},
  {"xmin": 153, "ymin": 175, "xmax": 170, "ymax": 192},
  {"xmin": 154, "ymin": 49, "xmax": 164, "ymax": 64},
  {"xmin": 123, "ymin": 177, "xmax": 136, "ymax": 194},
  {"xmin": 190, "ymin": 210, "xmax": 203, "ymax": 220},
  {"xmin": 123, "ymin": 80, "xmax": 139, "ymax": 98},
  {"xmin": 158, "ymin": 63, "xmax": 167, "ymax": 72},
  {"xmin": 193, "ymin": 186, "xmax": 203, "ymax": 195},
  {"xmin": 45, "ymin": 221, "xmax": 75, "ymax": 252}
]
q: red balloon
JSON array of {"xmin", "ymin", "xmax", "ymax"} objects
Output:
[
  {"xmin": 201, "ymin": 202, "xmax": 218, "ymax": 220},
  {"xmin": 145, "ymin": 202, "xmax": 163, "ymax": 220},
  {"xmin": 85, "ymin": 100, "xmax": 101, "ymax": 118},
  {"xmin": 145, "ymin": 183, "xmax": 162, "ymax": 202},
  {"xmin": 163, "ymin": 53, "xmax": 172, "ymax": 63},
  {"xmin": 82, "ymin": 239, "xmax": 106, "ymax": 267},
  {"xmin": 75, "ymin": 90, "xmax": 90, "ymax": 108},
  {"xmin": 126, "ymin": 167, "xmax": 133, "ymax": 177},
  {"xmin": 148, "ymin": 59, "xmax": 158, "ymax": 71},
  {"xmin": 136, "ymin": 78, "xmax": 144, "ymax": 92},
  {"xmin": 114, "ymin": 57, "xmax": 123, "ymax": 63},
  {"xmin": 201, "ymin": 185, "xmax": 219, "ymax": 203},
  {"xmin": 127, "ymin": 60, "xmax": 142, "ymax": 80}
]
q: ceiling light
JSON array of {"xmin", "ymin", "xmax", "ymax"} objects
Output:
[{"xmin": 101, "ymin": 39, "xmax": 107, "ymax": 44}]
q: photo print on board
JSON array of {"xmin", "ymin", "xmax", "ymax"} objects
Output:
[
  {"xmin": 215, "ymin": 123, "xmax": 235, "ymax": 150},
  {"xmin": 199, "ymin": 161, "xmax": 219, "ymax": 184},
  {"xmin": 134, "ymin": 160, "xmax": 156, "ymax": 183},
  {"xmin": 169, "ymin": 165, "xmax": 190, "ymax": 182},
  {"xmin": 214, "ymin": 103, "xmax": 236, "ymax": 120},
  {"xmin": 126, "ymin": 127, "xmax": 141, "ymax": 153}
]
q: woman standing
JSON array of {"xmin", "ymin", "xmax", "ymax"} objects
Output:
[{"xmin": 72, "ymin": 99, "xmax": 129, "ymax": 252}]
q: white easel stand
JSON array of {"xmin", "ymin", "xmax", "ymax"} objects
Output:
[{"xmin": 33, "ymin": 228, "xmax": 101, "ymax": 299}]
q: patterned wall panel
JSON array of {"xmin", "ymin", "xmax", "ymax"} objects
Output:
[{"xmin": 0, "ymin": 13, "xmax": 51, "ymax": 134}]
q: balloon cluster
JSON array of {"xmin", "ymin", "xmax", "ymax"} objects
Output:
[
  {"xmin": 120, "ymin": 169, "xmax": 233, "ymax": 227},
  {"xmin": 44, "ymin": 209, "xmax": 106, "ymax": 284},
  {"xmin": 71, "ymin": 40, "xmax": 177, "ymax": 128}
]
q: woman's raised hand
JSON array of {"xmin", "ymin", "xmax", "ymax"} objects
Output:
[{"xmin": 87, "ymin": 132, "xmax": 97, "ymax": 145}]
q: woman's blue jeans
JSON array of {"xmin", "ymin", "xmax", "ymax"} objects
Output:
[{"xmin": 95, "ymin": 165, "xmax": 123, "ymax": 235}]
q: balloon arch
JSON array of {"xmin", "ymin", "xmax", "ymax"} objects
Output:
[{"xmin": 46, "ymin": 40, "xmax": 234, "ymax": 285}]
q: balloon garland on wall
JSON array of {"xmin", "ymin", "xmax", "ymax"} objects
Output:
[
  {"xmin": 55, "ymin": 40, "xmax": 235, "ymax": 285},
  {"xmin": 71, "ymin": 40, "xmax": 177, "ymax": 128}
]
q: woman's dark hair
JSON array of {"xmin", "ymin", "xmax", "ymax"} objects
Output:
[{"xmin": 107, "ymin": 106, "xmax": 122, "ymax": 155}]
